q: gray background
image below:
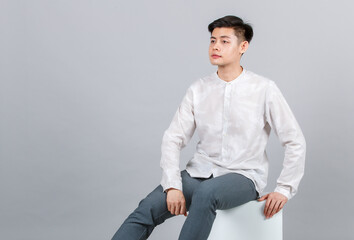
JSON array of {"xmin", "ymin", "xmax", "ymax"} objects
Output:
[{"xmin": 1, "ymin": 0, "xmax": 353, "ymax": 239}]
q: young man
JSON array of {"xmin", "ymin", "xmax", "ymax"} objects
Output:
[{"xmin": 111, "ymin": 15, "xmax": 306, "ymax": 240}]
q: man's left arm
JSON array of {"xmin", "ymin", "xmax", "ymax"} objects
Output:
[{"xmin": 258, "ymin": 80, "xmax": 307, "ymax": 219}]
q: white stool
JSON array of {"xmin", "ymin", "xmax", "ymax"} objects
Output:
[{"xmin": 208, "ymin": 200, "xmax": 283, "ymax": 240}]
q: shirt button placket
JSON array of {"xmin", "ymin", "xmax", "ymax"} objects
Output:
[{"xmin": 222, "ymin": 82, "xmax": 232, "ymax": 162}]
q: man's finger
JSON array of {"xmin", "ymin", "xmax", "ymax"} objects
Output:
[
  {"xmin": 270, "ymin": 201, "xmax": 281, "ymax": 217},
  {"xmin": 258, "ymin": 194, "xmax": 268, "ymax": 201},
  {"xmin": 271, "ymin": 200, "xmax": 287, "ymax": 218},
  {"xmin": 265, "ymin": 199, "xmax": 276, "ymax": 218},
  {"xmin": 266, "ymin": 200, "xmax": 277, "ymax": 218},
  {"xmin": 275, "ymin": 201, "xmax": 282, "ymax": 213},
  {"xmin": 274, "ymin": 201, "xmax": 285, "ymax": 215},
  {"xmin": 180, "ymin": 203, "xmax": 186, "ymax": 216},
  {"xmin": 170, "ymin": 204, "xmax": 175, "ymax": 215},
  {"xmin": 174, "ymin": 203, "xmax": 181, "ymax": 215},
  {"xmin": 264, "ymin": 198, "xmax": 272, "ymax": 216}
]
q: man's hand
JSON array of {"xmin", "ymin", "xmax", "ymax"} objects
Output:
[
  {"xmin": 257, "ymin": 192, "xmax": 288, "ymax": 219},
  {"xmin": 166, "ymin": 188, "xmax": 188, "ymax": 217}
]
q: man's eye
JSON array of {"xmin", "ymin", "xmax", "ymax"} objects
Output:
[{"xmin": 210, "ymin": 40, "xmax": 228, "ymax": 43}]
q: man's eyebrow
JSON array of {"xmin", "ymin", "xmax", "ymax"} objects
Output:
[{"xmin": 210, "ymin": 35, "xmax": 231, "ymax": 39}]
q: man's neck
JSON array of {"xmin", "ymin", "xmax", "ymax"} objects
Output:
[{"xmin": 217, "ymin": 64, "xmax": 243, "ymax": 82}]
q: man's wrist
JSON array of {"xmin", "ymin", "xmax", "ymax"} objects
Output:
[{"xmin": 165, "ymin": 187, "xmax": 176, "ymax": 193}]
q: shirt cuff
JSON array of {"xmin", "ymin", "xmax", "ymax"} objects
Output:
[
  {"xmin": 274, "ymin": 186, "xmax": 292, "ymax": 200},
  {"xmin": 161, "ymin": 181, "xmax": 183, "ymax": 193}
]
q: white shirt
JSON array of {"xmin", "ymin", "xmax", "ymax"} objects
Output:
[{"xmin": 159, "ymin": 67, "xmax": 306, "ymax": 200}]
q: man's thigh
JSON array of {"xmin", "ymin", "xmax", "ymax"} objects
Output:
[
  {"xmin": 146, "ymin": 170, "xmax": 203, "ymax": 213},
  {"xmin": 180, "ymin": 169, "xmax": 204, "ymax": 209},
  {"xmin": 193, "ymin": 172, "xmax": 258, "ymax": 210}
]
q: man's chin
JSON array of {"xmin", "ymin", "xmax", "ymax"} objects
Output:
[{"xmin": 209, "ymin": 61, "xmax": 223, "ymax": 66}]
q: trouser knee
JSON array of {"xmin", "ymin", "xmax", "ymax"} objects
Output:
[{"xmin": 128, "ymin": 193, "xmax": 172, "ymax": 227}]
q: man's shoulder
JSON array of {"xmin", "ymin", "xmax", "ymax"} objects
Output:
[
  {"xmin": 186, "ymin": 72, "xmax": 215, "ymax": 90},
  {"xmin": 197, "ymin": 71, "xmax": 216, "ymax": 85},
  {"xmin": 244, "ymin": 69, "xmax": 274, "ymax": 86}
]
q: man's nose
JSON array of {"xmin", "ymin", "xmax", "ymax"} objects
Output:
[{"xmin": 213, "ymin": 42, "xmax": 220, "ymax": 50}]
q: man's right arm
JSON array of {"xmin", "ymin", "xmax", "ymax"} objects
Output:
[{"xmin": 160, "ymin": 85, "xmax": 197, "ymax": 193}]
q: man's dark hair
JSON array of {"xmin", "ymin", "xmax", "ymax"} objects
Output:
[{"xmin": 208, "ymin": 15, "xmax": 253, "ymax": 44}]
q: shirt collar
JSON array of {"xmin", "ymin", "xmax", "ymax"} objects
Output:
[{"xmin": 213, "ymin": 66, "xmax": 247, "ymax": 84}]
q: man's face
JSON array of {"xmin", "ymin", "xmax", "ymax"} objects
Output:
[{"xmin": 208, "ymin": 27, "xmax": 247, "ymax": 66}]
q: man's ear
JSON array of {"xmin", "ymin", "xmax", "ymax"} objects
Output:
[{"xmin": 240, "ymin": 40, "xmax": 249, "ymax": 54}]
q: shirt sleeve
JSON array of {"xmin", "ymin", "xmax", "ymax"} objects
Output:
[
  {"xmin": 265, "ymin": 80, "xmax": 306, "ymax": 200},
  {"xmin": 160, "ymin": 85, "xmax": 197, "ymax": 193}
]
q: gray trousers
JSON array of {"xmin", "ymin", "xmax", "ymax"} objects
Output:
[{"xmin": 111, "ymin": 169, "xmax": 259, "ymax": 240}]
